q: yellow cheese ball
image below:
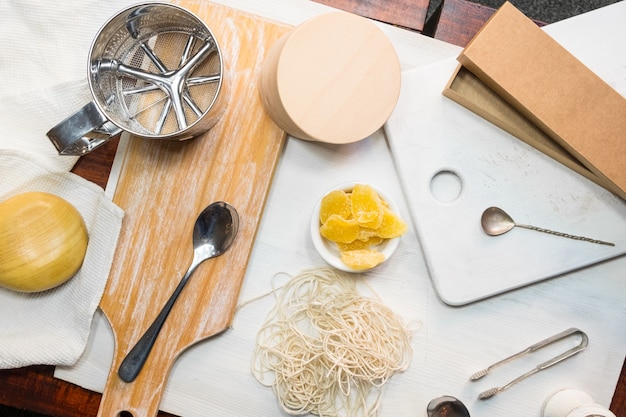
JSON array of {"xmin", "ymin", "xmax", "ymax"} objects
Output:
[{"xmin": 0, "ymin": 192, "xmax": 88, "ymax": 292}]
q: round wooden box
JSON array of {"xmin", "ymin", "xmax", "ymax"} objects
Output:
[{"xmin": 260, "ymin": 12, "xmax": 401, "ymax": 144}]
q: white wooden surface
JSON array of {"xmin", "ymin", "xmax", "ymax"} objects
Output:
[{"xmin": 55, "ymin": 2, "xmax": 626, "ymax": 417}]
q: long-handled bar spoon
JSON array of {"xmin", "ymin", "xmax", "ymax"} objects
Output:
[{"xmin": 481, "ymin": 206, "xmax": 614, "ymax": 246}]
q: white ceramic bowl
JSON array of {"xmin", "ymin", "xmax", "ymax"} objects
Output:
[{"xmin": 310, "ymin": 182, "xmax": 402, "ymax": 273}]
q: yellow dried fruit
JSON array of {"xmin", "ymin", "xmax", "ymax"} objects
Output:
[
  {"xmin": 317, "ymin": 183, "xmax": 407, "ymax": 270},
  {"xmin": 340, "ymin": 249, "xmax": 386, "ymax": 270},
  {"xmin": 355, "ymin": 227, "xmax": 380, "ymax": 242},
  {"xmin": 350, "ymin": 184, "xmax": 384, "ymax": 229},
  {"xmin": 376, "ymin": 206, "xmax": 408, "ymax": 239},
  {"xmin": 320, "ymin": 215, "xmax": 360, "ymax": 243},
  {"xmin": 319, "ymin": 190, "xmax": 352, "ymax": 224},
  {"xmin": 337, "ymin": 236, "xmax": 384, "ymax": 252}
]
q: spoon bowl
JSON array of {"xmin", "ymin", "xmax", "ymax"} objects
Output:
[
  {"xmin": 192, "ymin": 201, "xmax": 239, "ymax": 260},
  {"xmin": 118, "ymin": 201, "xmax": 239, "ymax": 382},
  {"xmin": 427, "ymin": 396, "xmax": 471, "ymax": 417},
  {"xmin": 481, "ymin": 206, "xmax": 516, "ymax": 236}
]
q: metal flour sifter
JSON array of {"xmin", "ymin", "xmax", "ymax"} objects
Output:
[{"xmin": 47, "ymin": 2, "xmax": 228, "ymax": 155}]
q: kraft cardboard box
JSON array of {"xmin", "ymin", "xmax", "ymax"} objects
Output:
[
  {"xmin": 442, "ymin": 64, "xmax": 623, "ymax": 194},
  {"xmin": 445, "ymin": 2, "xmax": 626, "ymax": 200}
]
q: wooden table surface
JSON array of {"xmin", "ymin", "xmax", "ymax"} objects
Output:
[{"xmin": 1, "ymin": 1, "xmax": 623, "ymax": 416}]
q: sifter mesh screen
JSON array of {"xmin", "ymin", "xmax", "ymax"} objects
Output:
[{"xmin": 88, "ymin": 4, "xmax": 222, "ymax": 137}]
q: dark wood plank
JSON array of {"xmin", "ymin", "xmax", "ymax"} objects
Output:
[
  {"xmin": 0, "ymin": 366, "xmax": 102, "ymax": 417},
  {"xmin": 613, "ymin": 360, "xmax": 626, "ymax": 416},
  {"xmin": 423, "ymin": 0, "xmax": 545, "ymax": 46},
  {"xmin": 313, "ymin": 0, "xmax": 429, "ymax": 32},
  {"xmin": 423, "ymin": 0, "xmax": 498, "ymax": 45},
  {"xmin": 0, "ymin": 366, "xmax": 178, "ymax": 417},
  {"xmin": 70, "ymin": 136, "xmax": 120, "ymax": 190}
]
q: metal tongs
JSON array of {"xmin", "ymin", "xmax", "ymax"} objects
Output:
[{"xmin": 470, "ymin": 328, "xmax": 588, "ymax": 399}]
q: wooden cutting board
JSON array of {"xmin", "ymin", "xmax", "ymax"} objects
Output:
[{"xmin": 97, "ymin": 2, "xmax": 291, "ymax": 416}]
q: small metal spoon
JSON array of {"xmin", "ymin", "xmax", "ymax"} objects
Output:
[
  {"xmin": 427, "ymin": 396, "xmax": 471, "ymax": 417},
  {"xmin": 481, "ymin": 206, "xmax": 614, "ymax": 246},
  {"xmin": 118, "ymin": 201, "xmax": 239, "ymax": 383}
]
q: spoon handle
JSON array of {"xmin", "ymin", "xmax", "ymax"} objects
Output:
[
  {"xmin": 118, "ymin": 264, "xmax": 196, "ymax": 383},
  {"xmin": 515, "ymin": 223, "xmax": 615, "ymax": 246}
]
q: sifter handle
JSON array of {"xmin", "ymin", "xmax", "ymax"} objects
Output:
[{"xmin": 46, "ymin": 101, "xmax": 122, "ymax": 156}]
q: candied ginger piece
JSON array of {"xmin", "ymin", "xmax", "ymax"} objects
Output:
[
  {"xmin": 376, "ymin": 206, "xmax": 408, "ymax": 239},
  {"xmin": 320, "ymin": 214, "xmax": 360, "ymax": 243},
  {"xmin": 356, "ymin": 227, "xmax": 380, "ymax": 241},
  {"xmin": 340, "ymin": 249, "xmax": 386, "ymax": 270},
  {"xmin": 319, "ymin": 190, "xmax": 352, "ymax": 224},
  {"xmin": 337, "ymin": 235, "xmax": 384, "ymax": 252},
  {"xmin": 351, "ymin": 184, "xmax": 384, "ymax": 229}
]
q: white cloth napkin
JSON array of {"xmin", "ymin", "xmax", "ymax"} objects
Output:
[
  {"xmin": 0, "ymin": 1, "xmax": 134, "ymax": 368},
  {"xmin": 0, "ymin": 0, "xmax": 137, "ymax": 172},
  {"xmin": 0, "ymin": 150, "xmax": 124, "ymax": 368}
]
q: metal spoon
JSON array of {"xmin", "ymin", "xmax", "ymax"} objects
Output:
[
  {"xmin": 481, "ymin": 206, "xmax": 614, "ymax": 246},
  {"xmin": 427, "ymin": 396, "xmax": 471, "ymax": 417},
  {"xmin": 118, "ymin": 201, "xmax": 239, "ymax": 383}
]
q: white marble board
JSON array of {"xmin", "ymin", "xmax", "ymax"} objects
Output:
[{"xmin": 385, "ymin": 57, "xmax": 626, "ymax": 305}]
